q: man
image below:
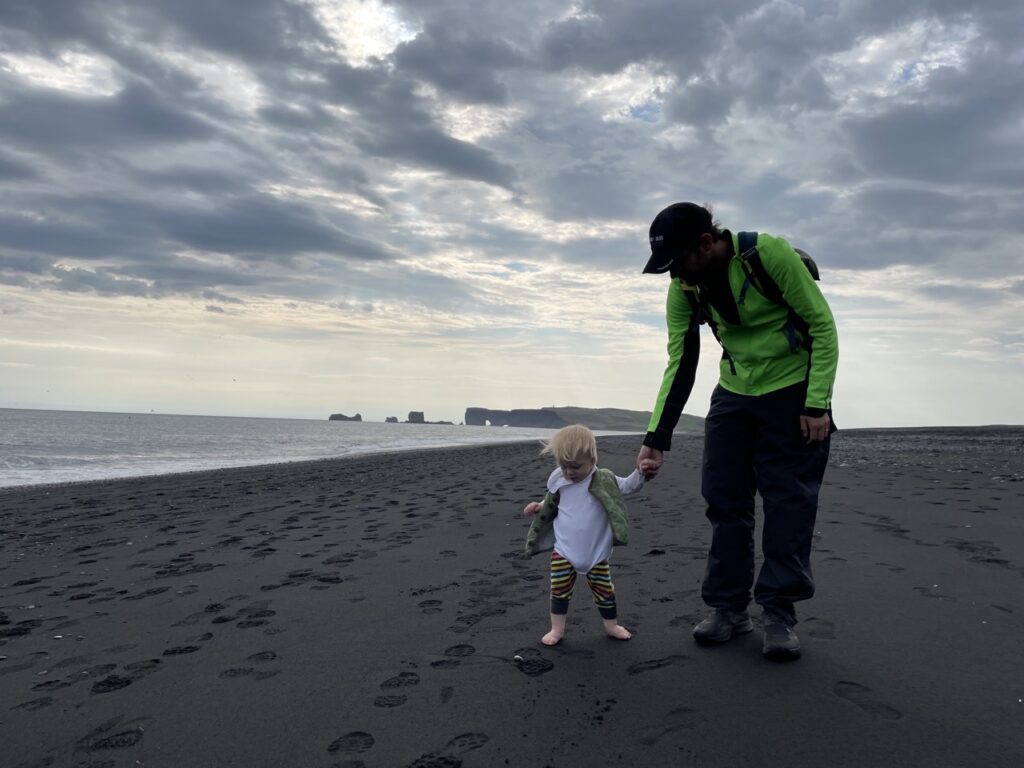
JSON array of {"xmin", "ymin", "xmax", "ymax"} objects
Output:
[{"xmin": 637, "ymin": 202, "xmax": 838, "ymax": 660}]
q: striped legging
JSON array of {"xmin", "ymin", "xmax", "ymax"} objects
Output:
[{"xmin": 550, "ymin": 551, "xmax": 617, "ymax": 620}]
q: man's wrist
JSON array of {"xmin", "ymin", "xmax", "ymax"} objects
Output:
[{"xmin": 643, "ymin": 431, "xmax": 671, "ymax": 451}]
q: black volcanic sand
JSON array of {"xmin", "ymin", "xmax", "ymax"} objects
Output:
[{"xmin": 2, "ymin": 430, "xmax": 1023, "ymax": 767}]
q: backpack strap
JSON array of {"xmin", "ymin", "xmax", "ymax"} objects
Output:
[
  {"xmin": 735, "ymin": 231, "xmax": 811, "ymax": 353},
  {"xmin": 737, "ymin": 231, "xmax": 785, "ymax": 306}
]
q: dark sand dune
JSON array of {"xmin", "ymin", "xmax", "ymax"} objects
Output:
[{"xmin": 2, "ymin": 431, "xmax": 1023, "ymax": 767}]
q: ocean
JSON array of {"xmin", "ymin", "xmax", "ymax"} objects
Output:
[{"xmin": 0, "ymin": 409, "xmax": 633, "ymax": 489}]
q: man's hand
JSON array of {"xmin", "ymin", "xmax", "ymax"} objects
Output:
[
  {"xmin": 523, "ymin": 501, "xmax": 542, "ymax": 517},
  {"xmin": 800, "ymin": 413, "xmax": 831, "ymax": 443},
  {"xmin": 637, "ymin": 446, "xmax": 663, "ymax": 479}
]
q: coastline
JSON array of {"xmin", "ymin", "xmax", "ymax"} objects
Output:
[
  {"xmin": 0, "ymin": 411, "xmax": 647, "ymax": 489},
  {"xmin": 2, "ymin": 433, "xmax": 1022, "ymax": 766},
  {"xmin": 0, "ymin": 434, "xmax": 640, "ymax": 495}
]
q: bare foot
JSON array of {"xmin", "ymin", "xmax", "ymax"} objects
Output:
[
  {"xmin": 603, "ymin": 621, "xmax": 632, "ymax": 641},
  {"xmin": 541, "ymin": 629, "xmax": 564, "ymax": 646},
  {"xmin": 542, "ymin": 613, "xmax": 567, "ymax": 646}
]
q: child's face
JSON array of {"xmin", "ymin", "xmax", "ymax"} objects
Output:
[{"xmin": 558, "ymin": 454, "xmax": 595, "ymax": 483}]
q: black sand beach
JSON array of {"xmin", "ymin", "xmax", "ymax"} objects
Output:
[{"xmin": 2, "ymin": 430, "xmax": 1023, "ymax": 767}]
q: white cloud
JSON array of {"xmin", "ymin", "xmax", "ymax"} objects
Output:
[
  {"xmin": 309, "ymin": 0, "xmax": 419, "ymax": 66},
  {"xmin": 825, "ymin": 18, "xmax": 980, "ymax": 106},
  {"xmin": 0, "ymin": 51, "xmax": 121, "ymax": 95}
]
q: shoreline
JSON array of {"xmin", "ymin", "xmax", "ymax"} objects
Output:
[
  {"xmin": 0, "ymin": 430, "xmax": 652, "ymax": 494},
  {"xmin": 2, "ymin": 434, "xmax": 1023, "ymax": 766},
  {"xmin": 7, "ymin": 421, "xmax": 1021, "ymax": 494}
]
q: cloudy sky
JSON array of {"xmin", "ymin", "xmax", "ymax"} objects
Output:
[{"xmin": 1, "ymin": 0, "xmax": 1022, "ymax": 428}]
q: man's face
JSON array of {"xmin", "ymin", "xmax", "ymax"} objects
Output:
[{"xmin": 669, "ymin": 235, "xmax": 714, "ymax": 284}]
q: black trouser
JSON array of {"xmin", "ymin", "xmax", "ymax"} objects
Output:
[{"xmin": 700, "ymin": 382, "xmax": 831, "ymax": 625}]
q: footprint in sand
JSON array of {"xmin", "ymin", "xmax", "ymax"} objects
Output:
[
  {"xmin": 380, "ymin": 671, "xmax": 420, "ymax": 689},
  {"xmin": 405, "ymin": 732, "xmax": 490, "ymax": 767},
  {"xmin": 513, "ymin": 648, "xmax": 554, "ymax": 676},
  {"xmin": 627, "ymin": 655, "xmax": 689, "ymax": 675},
  {"xmin": 833, "ymin": 681, "xmax": 903, "ymax": 720},
  {"xmin": 418, "ymin": 599, "xmax": 444, "ymax": 614},
  {"xmin": 803, "ymin": 618, "xmax": 836, "ymax": 640},
  {"xmin": 327, "ymin": 731, "xmax": 375, "ymax": 755},
  {"xmin": 124, "ymin": 659, "xmax": 161, "ymax": 679},
  {"xmin": 246, "ymin": 651, "xmax": 277, "ymax": 663},
  {"xmin": 430, "ymin": 660, "xmax": 460, "ymax": 669},
  {"xmin": 12, "ymin": 697, "xmax": 54, "ymax": 711},
  {"xmin": 163, "ymin": 645, "xmax": 201, "ymax": 656},
  {"xmin": 638, "ymin": 707, "xmax": 704, "ymax": 745},
  {"xmin": 76, "ymin": 716, "xmax": 153, "ymax": 753},
  {"xmin": 91, "ymin": 675, "xmax": 134, "ymax": 694},
  {"xmin": 219, "ymin": 667, "xmax": 254, "ymax": 679}
]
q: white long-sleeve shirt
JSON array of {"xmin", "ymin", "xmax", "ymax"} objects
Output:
[{"xmin": 548, "ymin": 466, "xmax": 644, "ymax": 574}]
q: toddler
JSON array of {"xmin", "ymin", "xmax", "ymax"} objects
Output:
[{"xmin": 523, "ymin": 424, "xmax": 647, "ymax": 645}]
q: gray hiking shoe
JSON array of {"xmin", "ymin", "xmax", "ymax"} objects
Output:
[
  {"xmin": 762, "ymin": 614, "xmax": 801, "ymax": 660},
  {"xmin": 693, "ymin": 608, "xmax": 754, "ymax": 644}
]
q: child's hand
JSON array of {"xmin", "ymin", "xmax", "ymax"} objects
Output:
[
  {"xmin": 639, "ymin": 459, "xmax": 657, "ymax": 480},
  {"xmin": 523, "ymin": 501, "xmax": 542, "ymax": 517}
]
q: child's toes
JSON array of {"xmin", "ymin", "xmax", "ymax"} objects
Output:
[{"xmin": 606, "ymin": 625, "xmax": 632, "ymax": 641}]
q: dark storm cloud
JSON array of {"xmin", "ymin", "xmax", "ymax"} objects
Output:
[
  {"xmin": 50, "ymin": 266, "xmax": 152, "ymax": 297},
  {"xmin": 2, "ymin": 191, "xmax": 389, "ymax": 264},
  {"xmin": 0, "ymin": 80, "xmax": 214, "ymax": 150},
  {"xmin": 0, "ymin": 0, "xmax": 333, "ymax": 65},
  {"xmin": 152, "ymin": 194, "xmax": 393, "ymax": 262},
  {"xmin": 854, "ymin": 187, "xmax": 961, "ymax": 228},
  {"xmin": 843, "ymin": 82, "xmax": 1024, "ymax": 188},
  {"xmin": 534, "ymin": 160, "xmax": 646, "ymax": 222},
  {"xmin": 0, "ymin": 252, "xmax": 52, "ymax": 275},
  {"xmin": 663, "ymin": 79, "xmax": 733, "ymax": 128},
  {"xmin": 0, "ymin": 212, "xmax": 134, "ymax": 260},
  {"xmin": 537, "ymin": 0, "xmax": 729, "ymax": 75},
  {"xmin": 0, "ymin": 151, "xmax": 36, "ymax": 180},
  {"xmin": 393, "ymin": 21, "xmax": 525, "ymax": 104},
  {"xmin": 129, "ymin": 165, "xmax": 256, "ymax": 195},
  {"xmin": 134, "ymin": 0, "xmax": 334, "ymax": 65},
  {"xmin": 318, "ymin": 64, "xmax": 518, "ymax": 189},
  {"xmin": 359, "ymin": 128, "xmax": 517, "ymax": 190},
  {"xmin": 0, "ymin": 1, "xmax": 110, "ymax": 53}
]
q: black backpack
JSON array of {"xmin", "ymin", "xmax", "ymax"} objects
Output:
[{"xmin": 685, "ymin": 231, "xmax": 820, "ymax": 372}]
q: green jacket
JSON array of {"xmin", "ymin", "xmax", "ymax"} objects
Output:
[
  {"xmin": 523, "ymin": 468, "xmax": 629, "ymax": 557},
  {"xmin": 646, "ymin": 231, "xmax": 839, "ymax": 450}
]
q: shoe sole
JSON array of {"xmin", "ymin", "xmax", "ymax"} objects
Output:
[{"xmin": 693, "ymin": 619, "xmax": 754, "ymax": 645}]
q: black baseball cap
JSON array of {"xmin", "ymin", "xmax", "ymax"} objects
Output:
[{"xmin": 642, "ymin": 202, "xmax": 714, "ymax": 274}]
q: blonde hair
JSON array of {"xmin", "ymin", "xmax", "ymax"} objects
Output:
[{"xmin": 540, "ymin": 424, "xmax": 598, "ymax": 465}]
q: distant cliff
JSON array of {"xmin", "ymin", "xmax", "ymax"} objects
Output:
[
  {"xmin": 329, "ymin": 413, "xmax": 362, "ymax": 422},
  {"xmin": 465, "ymin": 408, "xmax": 566, "ymax": 429},
  {"xmin": 465, "ymin": 406, "xmax": 703, "ymax": 433}
]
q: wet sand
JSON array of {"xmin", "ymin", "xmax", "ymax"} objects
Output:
[{"xmin": 2, "ymin": 430, "xmax": 1023, "ymax": 767}]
